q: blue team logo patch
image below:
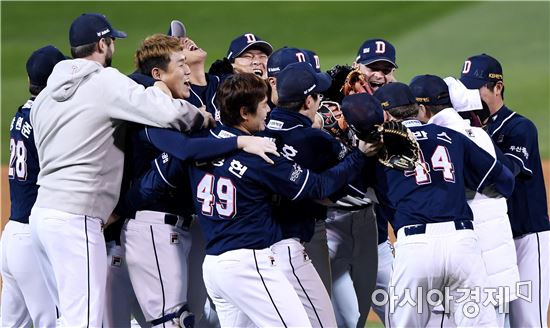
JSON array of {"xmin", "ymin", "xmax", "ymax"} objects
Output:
[{"xmin": 289, "ymin": 163, "xmax": 304, "ymax": 182}]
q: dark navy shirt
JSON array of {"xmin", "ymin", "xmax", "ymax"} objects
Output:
[
  {"xmin": 187, "ymin": 74, "xmax": 221, "ymax": 121},
  {"xmin": 263, "ymin": 108, "xmax": 349, "ymax": 242},
  {"xmin": 9, "ymin": 98, "xmax": 39, "ymax": 224},
  {"xmin": 381, "ymin": 120, "xmax": 513, "ymax": 233},
  {"xmin": 486, "ymin": 105, "xmax": 550, "ymax": 237},
  {"xmin": 188, "ymin": 125, "xmax": 367, "ymax": 255}
]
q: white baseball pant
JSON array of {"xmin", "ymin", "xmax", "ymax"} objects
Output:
[
  {"xmin": 103, "ymin": 241, "xmax": 149, "ymax": 328},
  {"xmin": 388, "ymin": 221, "xmax": 497, "ymax": 328},
  {"xmin": 1, "ymin": 220, "xmax": 57, "ymax": 327},
  {"xmin": 271, "ymin": 238, "xmax": 337, "ymax": 327},
  {"xmin": 122, "ymin": 210, "xmax": 193, "ymax": 327},
  {"xmin": 509, "ymin": 230, "xmax": 550, "ymax": 328},
  {"xmin": 202, "ymin": 247, "xmax": 311, "ymax": 327},
  {"xmin": 29, "ymin": 206, "xmax": 107, "ymax": 327}
]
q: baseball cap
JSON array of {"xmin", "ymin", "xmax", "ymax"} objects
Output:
[
  {"xmin": 69, "ymin": 13, "xmax": 127, "ymax": 47},
  {"xmin": 373, "ymin": 82, "xmax": 416, "ymax": 111},
  {"xmin": 26, "ymin": 45, "xmax": 67, "ymax": 87},
  {"xmin": 267, "ymin": 47, "xmax": 306, "ymax": 77},
  {"xmin": 355, "ymin": 39, "xmax": 397, "ymax": 68},
  {"xmin": 167, "ymin": 20, "xmax": 187, "ymax": 38},
  {"xmin": 277, "ymin": 62, "xmax": 331, "ymax": 103},
  {"xmin": 443, "ymin": 77, "xmax": 483, "ymax": 112},
  {"xmin": 226, "ymin": 33, "xmax": 273, "ymax": 60},
  {"xmin": 409, "ymin": 74, "xmax": 451, "ymax": 107},
  {"xmin": 301, "ymin": 48, "xmax": 322, "ymax": 73},
  {"xmin": 341, "ymin": 93, "xmax": 384, "ymax": 140},
  {"xmin": 459, "ymin": 54, "xmax": 503, "ymax": 89}
]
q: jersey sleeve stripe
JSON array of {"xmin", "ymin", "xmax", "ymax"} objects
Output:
[
  {"xmin": 291, "ymin": 169, "xmax": 310, "ymax": 201},
  {"xmin": 154, "ymin": 159, "xmax": 177, "ymax": 188},
  {"xmin": 477, "ymin": 158, "xmax": 497, "ymax": 192},
  {"xmin": 348, "ymin": 184, "xmax": 367, "ymax": 196},
  {"xmin": 490, "ymin": 112, "xmax": 516, "ymax": 137},
  {"xmin": 504, "ymin": 152, "xmax": 533, "ymax": 174}
]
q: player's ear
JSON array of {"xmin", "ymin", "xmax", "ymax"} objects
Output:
[
  {"xmin": 239, "ymin": 106, "xmax": 249, "ymax": 121},
  {"xmin": 495, "ymin": 81, "xmax": 504, "ymax": 97},
  {"xmin": 151, "ymin": 67, "xmax": 162, "ymax": 80},
  {"xmin": 267, "ymin": 77, "xmax": 276, "ymax": 88}
]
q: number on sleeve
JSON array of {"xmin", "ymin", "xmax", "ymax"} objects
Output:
[
  {"xmin": 196, "ymin": 174, "xmax": 237, "ymax": 218},
  {"xmin": 8, "ymin": 138, "xmax": 27, "ymax": 181}
]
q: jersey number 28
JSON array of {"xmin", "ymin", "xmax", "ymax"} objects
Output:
[
  {"xmin": 9, "ymin": 138, "xmax": 27, "ymax": 180},
  {"xmin": 196, "ymin": 174, "xmax": 236, "ymax": 218}
]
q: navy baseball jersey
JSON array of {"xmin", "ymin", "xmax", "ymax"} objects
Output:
[
  {"xmin": 263, "ymin": 108, "xmax": 348, "ymax": 241},
  {"xmin": 486, "ymin": 105, "xmax": 550, "ymax": 237},
  {"xmin": 187, "ymin": 74, "xmax": 221, "ymax": 121},
  {"xmin": 8, "ymin": 98, "xmax": 39, "ymax": 223},
  {"xmin": 379, "ymin": 120, "xmax": 513, "ymax": 233},
  {"xmin": 188, "ymin": 125, "xmax": 367, "ymax": 255}
]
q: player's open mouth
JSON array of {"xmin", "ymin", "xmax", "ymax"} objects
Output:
[
  {"xmin": 253, "ymin": 69, "xmax": 263, "ymax": 76},
  {"xmin": 184, "ymin": 80, "xmax": 191, "ymax": 87},
  {"xmin": 189, "ymin": 45, "xmax": 199, "ymax": 51},
  {"xmin": 370, "ymin": 81, "xmax": 383, "ymax": 89}
]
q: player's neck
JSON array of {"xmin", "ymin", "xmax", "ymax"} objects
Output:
[
  {"xmin": 189, "ymin": 64, "xmax": 207, "ymax": 86},
  {"xmin": 489, "ymin": 99, "xmax": 504, "ymax": 116}
]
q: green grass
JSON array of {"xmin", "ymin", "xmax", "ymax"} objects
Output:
[{"xmin": 2, "ymin": 1, "xmax": 549, "ymax": 163}]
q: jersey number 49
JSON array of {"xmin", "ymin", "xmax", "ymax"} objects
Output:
[{"xmin": 196, "ymin": 174, "xmax": 236, "ymax": 218}]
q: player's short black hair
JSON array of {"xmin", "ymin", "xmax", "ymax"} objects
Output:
[
  {"xmin": 71, "ymin": 37, "xmax": 112, "ymax": 59},
  {"xmin": 29, "ymin": 84, "xmax": 45, "ymax": 96},
  {"xmin": 217, "ymin": 73, "xmax": 269, "ymax": 127},
  {"xmin": 388, "ymin": 103, "xmax": 420, "ymax": 120},
  {"xmin": 277, "ymin": 93, "xmax": 321, "ymax": 112},
  {"xmin": 425, "ymin": 104, "xmax": 447, "ymax": 116}
]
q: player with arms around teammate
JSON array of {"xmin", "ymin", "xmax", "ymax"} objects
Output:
[
  {"xmin": 187, "ymin": 73, "xmax": 376, "ymax": 327},
  {"xmin": 459, "ymin": 54, "xmax": 550, "ymax": 327},
  {"xmin": 1, "ymin": 45, "xmax": 65, "ymax": 328},
  {"xmin": 366, "ymin": 83, "xmax": 513, "ymax": 327},
  {"xmin": 28, "ymin": 13, "xmax": 207, "ymax": 327}
]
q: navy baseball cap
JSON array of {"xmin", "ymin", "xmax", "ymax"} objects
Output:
[
  {"xmin": 301, "ymin": 48, "xmax": 322, "ymax": 73},
  {"xmin": 167, "ymin": 20, "xmax": 187, "ymax": 38},
  {"xmin": 277, "ymin": 62, "xmax": 331, "ymax": 103},
  {"xmin": 69, "ymin": 13, "xmax": 127, "ymax": 47},
  {"xmin": 373, "ymin": 82, "xmax": 416, "ymax": 111},
  {"xmin": 460, "ymin": 54, "xmax": 503, "ymax": 89},
  {"xmin": 341, "ymin": 93, "xmax": 384, "ymax": 140},
  {"xmin": 226, "ymin": 33, "xmax": 273, "ymax": 60},
  {"xmin": 267, "ymin": 47, "xmax": 306, "ymax": 77},
  {"xmin": 26, "ymin": 45, "xmax": 67, "ymax": 86},
  {"xmin": 409, "ymin": 74, "xmax": 451, "ymax": 107},
  {"xmin": 355, "ymin": 39, "xmax": 397, "ymax": 68}
]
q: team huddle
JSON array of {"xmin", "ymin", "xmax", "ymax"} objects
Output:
[{"xmin": 2, "ymin": 11, "xmax": 550, "ymax": 328}]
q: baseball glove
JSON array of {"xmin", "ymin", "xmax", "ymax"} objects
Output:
[
  {"xmin": 376, "ymin": 120, "xmax": 420, "ymax": 171},
  {"xmin": 208, "ymin": 57, "xmax": 234, "ymax": 77},
  {"xmin": 324, "ymin": 65, "xmax": 352, "ymax": 103},
  {"xmin": 342, "ymin": 69, "xmax": 374, "ymax": 96},
  {"xmin": 318, "ymin": 101, "xmax": 354, "ymax": 148}
]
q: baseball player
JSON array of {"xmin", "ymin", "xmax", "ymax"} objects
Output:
[
  {"xmin": 326, "ymin": 38, "xmax": 398, "ymax": 327},
  {"xmin": 118, "ymin": 34, "xmax": 277, "ymax": 327},
  {"xmin": 352, "ymin": 83, "xmax": 514, "ymax": 326},
  {"xmin": 28, "ymin": 13, "xmax": 206, "ymax": 327},
  {"xmin": 410, "ymin": 74, "xmax": 520, "ymax": 327},
  {"xmin": 263, "ymin": 61, "xmax": 342, "ymax": 327},
  {"xmin": 459, "ymin": 54, "xmax": 550, "ymax": 327},
  {"xmin": 187, "ymin": 72, "xmax": 376, "ymax": 327},
  {"xmin": 1, "ymin": 45, "xmax": 64, "ymax": 328},
  {"xmin": 209, "ymin": 33, "xmax": 273, "ymax": 80}
]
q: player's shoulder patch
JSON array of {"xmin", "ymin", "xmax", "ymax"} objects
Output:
[{"xmin": 267, "ymin": 119, "xmax": 284, "ymax": 130}]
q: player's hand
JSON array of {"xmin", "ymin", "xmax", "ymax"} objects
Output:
[
  {"xmin": 238, "ymin": 136, "xmax": 279, "ymax": 164},
  {"xmin": 104, "ymin": 212, "xmax": 121, "ymax": 229},
  {"xmin": 198, "ymin": 106, "xmax": 216, "ymax": 129},
  {"xmin": 154, "ymin": 80, "xmax": 173, "ymax": 97},
  {"xmin": 358, "ymin": 139, "xmax": 383, "ymax": 157}
]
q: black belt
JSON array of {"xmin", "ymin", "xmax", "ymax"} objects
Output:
[
  {"xmin": 164, "ymin": 214, "xmax": 193, "ymax": 230},
  {"xmin": 403, "ymin": 220, "xmax": 473, "ymax": 236}
]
